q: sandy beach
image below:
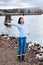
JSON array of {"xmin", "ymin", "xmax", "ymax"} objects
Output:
[{"xmin": 0, "ymin": 34, "xmax": 43, "ymax": 65}]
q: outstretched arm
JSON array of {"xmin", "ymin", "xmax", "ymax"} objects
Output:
[
  {"xmin": 7, "ymin": 23, "xmax": 20, "ymax": 28},
  {"xmin": 7, "ymin": 23, "xmax": 16, "ymax": 26}
]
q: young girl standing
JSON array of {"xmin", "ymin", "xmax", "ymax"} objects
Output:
[{"xmin": 7, "ymin": 17, "xmax": 27, "ymax": 62}]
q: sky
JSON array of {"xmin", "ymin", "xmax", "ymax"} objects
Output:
[{"xmin": 0, "ymin": 0, "xmax": 43, "ymax": 9}]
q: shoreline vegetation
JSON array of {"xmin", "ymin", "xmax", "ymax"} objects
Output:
[
  {"xmin": 0, "ymin": 7, "xmax": 43, "ymax": 16},
  {"xmin": 0, "ymin": 34, "xmax": 43, "ymax": 65}
]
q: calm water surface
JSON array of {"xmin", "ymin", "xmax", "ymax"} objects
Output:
[{"xmin": 0, "ymin": 15, "xmax": 43, "ymax": 46}]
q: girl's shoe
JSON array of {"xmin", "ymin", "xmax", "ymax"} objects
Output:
[
  {"xmin": 22, "ymin": 55, "xmax": 26, "ymax": 62},
  {"xmin": 18, "ymin": 56, "xmax": 23, "ymax": 62}
]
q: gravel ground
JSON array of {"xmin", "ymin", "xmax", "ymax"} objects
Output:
[{"xmin": 0, "ymin": 34, "xmax": 43, "ymax": 65}]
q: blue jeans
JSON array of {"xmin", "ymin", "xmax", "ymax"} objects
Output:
[{"xmin": 18, "ymin": 37, "xmax": 26, "ymax": 56}]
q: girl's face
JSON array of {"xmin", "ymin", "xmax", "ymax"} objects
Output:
[{"xmin": 20, "ymin": 18, "xmax": 24, "ymax": 25}]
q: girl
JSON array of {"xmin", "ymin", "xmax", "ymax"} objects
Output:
[{"xmin": 7, "ymin": 17, "xmax": 27, "ymax": 62}]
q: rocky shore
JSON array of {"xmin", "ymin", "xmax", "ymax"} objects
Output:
[{"xmin": 0, "ymin": 34, "xmax": 43, "ymax": 65}]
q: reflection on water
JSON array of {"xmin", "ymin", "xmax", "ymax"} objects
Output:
[{"xmin": 0, "ymin": 15, "xmax": 43, "ymax": 46}]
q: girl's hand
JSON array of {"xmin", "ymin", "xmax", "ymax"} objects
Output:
[{"xmin": 4, "ymin": 22, "xmax": 9, "ymax": 25}]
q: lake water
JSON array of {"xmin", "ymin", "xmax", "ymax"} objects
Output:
[{"xmin": 0, "ymin": 15, "xmax": 43, "ymax": 46}]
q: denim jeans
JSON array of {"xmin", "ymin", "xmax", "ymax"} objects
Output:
[{"xmin": 18, "ymin": 37, "xmax": 26, "ymax": 56}]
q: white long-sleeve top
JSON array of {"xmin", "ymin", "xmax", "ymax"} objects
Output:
[{"xmin": 8, "ymin": 23, "xmax": 27, "ymax": 37}]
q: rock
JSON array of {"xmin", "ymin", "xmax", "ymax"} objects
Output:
[
  {"xmin": 1, "ymin": 34, "xmax": 8, "ymax": 36},
  {"xmin": 35, "ymin": 44, "xmax": 40, "ymax": 47},
  {"xmin": 28, "ymin": 43, "xmax": 34, "ymax": 50},
  {"xmin": 30, "ymin": 45, "xmax": 38, "ymax": 51},
  {"xmin": 37, "ymin": 47, "xmax": 43, "ymax": 53},
  {"xmin": 0, "ymin": 34, "xmax": 9, "ymax": 40},
  {"xmin": 9, "ymin": 36, "xmax": 16, "ymax": 40},
  {"xmin": 36, "ymin": 53, "xmax": 43, "ymax": 61},
  {"xmin": 42, "ymin": 47, "xmax": 43, "ymax": 48},
  {"xmin": 40, "ymin": 48, "xmax": 43, "ymax": 53},
  {"xmin": 1, "ymin": 34, "xmax": 5, "ymax": 36},
  {"xmin": 34, "ymin": 44, "xmax": 41, "ymax": 49},
  {"xmin": 28, "ymin": 43, "xmax": 34, "ymax": 47},
  {"xmin": 3, "ymin": 36, "xmax": 9, "ymax": 40},
  {"xmin": 29, "ymin": 58, "xmax": 35, "ymax": 63}
]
